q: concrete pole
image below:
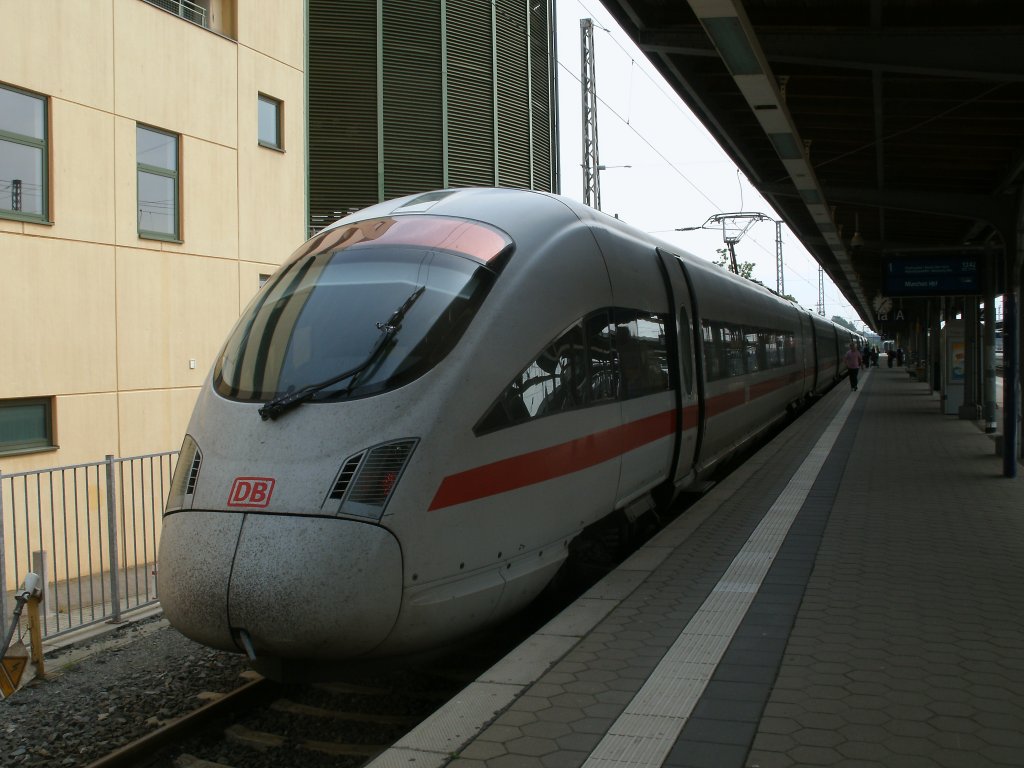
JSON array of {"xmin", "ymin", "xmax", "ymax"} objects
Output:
[
  {"xmin": 931, "ymin": 298, "xmax": 943, "ymax": 393},
  {"xmin": 983, "ymin": 248, "xmax": 998, "ymax": 433},
  {"xmin": 962, "ymin": 297, "xmax": 978, "ymax": 418},
  {"xmin": 1004, "ymin": 195, "xmax": 1022, "ymax": 477}
]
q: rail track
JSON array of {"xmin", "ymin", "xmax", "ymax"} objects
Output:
[
  {"xmin": 83, "ymin": 652, "xmax": 491, "ymax": 768},
  {"xmin": 79, "ymin": 592, "xmax": 573, "ymax": 768},
  {"xmin": 75, "ymin": 445, "xmax": 746, "ymax": 768}
]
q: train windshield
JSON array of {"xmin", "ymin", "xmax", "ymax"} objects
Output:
[{"xmin": 214, "ymin": 215, "xmax": 513, "ymax": 403}]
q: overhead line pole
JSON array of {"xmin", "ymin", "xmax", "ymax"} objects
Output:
[
  {"xmin": 580, "ymin": 18, "xmax": 600, "ymax": 210},
  {"xmin": 817, "ymin": 266, "xmax": 826, "ymax": 316},
  {"xmin": 679, "ymin": 212, "xmax": 777, "ymax": 279},
  {"xmin": 775, "ymin": 219, "xmax": 784, "ymax": 296}
]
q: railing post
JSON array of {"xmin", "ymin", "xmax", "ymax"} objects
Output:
[
  {"xmin": 0, "ymin": 467, "xmax": 7, "ymax": 644},
  {"xmin": 104, "ymin": 455, "xmax": 122, "ymax": 623}
]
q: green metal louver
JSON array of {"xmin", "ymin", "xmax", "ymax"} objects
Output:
[
  {"xmin": 495, "ymin": 0, "xmax": 532, "ymax": 190},
  {"xmin": 308, "ymin": 0, "xmax": 378, "ymax": 228},
  {"xmin": 383, "ymin": 1, "xmax": 444, "ymax": 199},
  {"xmin": 447, "ymin": 0, "xmax": 497, "ymax": 188},
  {"xmin": 307, "ymin": 0, "xmax": 556, "ymax": 230},
  {"xmin": 530, "ymin": 1, "xmax": 555, "ymax": 191}
]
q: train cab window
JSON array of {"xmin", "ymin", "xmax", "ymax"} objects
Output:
[{"xmin": 213, "ymin": 215, "xmax": 513, "ymax": 402}]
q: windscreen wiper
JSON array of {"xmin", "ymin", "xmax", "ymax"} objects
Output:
[{"xmin": 259, "ymin": 286, "xmax": 426, "ymax": 421}]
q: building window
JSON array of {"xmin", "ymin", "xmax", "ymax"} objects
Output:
[
  {"xmin": 137, "ymin": 125, "xmax": 179, "ymax": 240},
  {"xmin": 141, "ymin": 0, "xmax": 210, "ymax": 29},
  {"xmin": 0, "ymin": 83, "xmax": 48, "ymax": 222},
  {"xmin": 0, "ymin": 398, "xmax": 55, "ymax": 455},
  {"xmin": 258, "ymin": 94, "xmax": 283, "ymax": 150}
]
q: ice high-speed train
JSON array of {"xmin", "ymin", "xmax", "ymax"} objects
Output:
[{"xmin": 158, "ymin": 188, "xmax": 859, "ymax": 673}]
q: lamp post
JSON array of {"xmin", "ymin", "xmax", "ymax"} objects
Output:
[{"xmin": 590, "ymin": 164, "xmax": 631, "ymax": 212}]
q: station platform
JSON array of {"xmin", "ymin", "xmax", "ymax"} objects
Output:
[{"xmin": 369, "ymin": 362, "xmax": 1024, "ymax": 768}]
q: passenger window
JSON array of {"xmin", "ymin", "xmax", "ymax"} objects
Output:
[
  {"xmin": 614, "ymin": 310, "xmax": 670, "ymax": 399},
  {"xmin": 745, "ymin": 330, "xmax": 761, "ymax": 373},
  {"xmin": 475, "ymin": 306, "xmax": 672, "ymax": 435},
  {"xmin": 702, "ymin": 322, "xmax": 724, "ymax": 382},
  {"xmin": 703, "ymin": 320, "xmax": 798, "ymax": 380},
  {"xmin": 586, "ymin": 312, "xmax": 618, "ymax": 404},
  {"xmin": 724, "ymin": 325, "xmax": 745, "ymax": 377},
  {"xmin": 475, "ymin": 321, "xmax": 586, "ymax": 433}
]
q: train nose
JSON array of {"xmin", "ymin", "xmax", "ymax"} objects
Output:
[{"xmin": 159, "ymin": 511, "xmax": 402, "ymax": 658}]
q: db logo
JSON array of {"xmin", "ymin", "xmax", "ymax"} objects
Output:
[{"xmin": 227, "ymin": 477, "xmax": 276, "ymax": 508}]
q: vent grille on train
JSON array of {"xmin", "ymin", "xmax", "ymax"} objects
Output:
[
  {"xmin": 185, "ymin": 450, "xmax": 202, "ymax": 495},
  {"xmin": 325, "ymin": 439, "xmax": 419, "ymax": 519},
  {"xmin": 347, "ymin": 440, "xmax": 418, "ymax": 506},
  {"xmin": 329, "ymin": 453, "xmax": 365, "ymax": 500}
]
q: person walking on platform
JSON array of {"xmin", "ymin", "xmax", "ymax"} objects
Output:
[{"xmin": 845, "ymin": 342, "xmax": 863, "ymax": 391}]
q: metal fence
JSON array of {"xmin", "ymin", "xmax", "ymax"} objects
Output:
[
  {"xmin": 142, "ymin": 0, "xmax": 209, "ymax": 28},
  {"xmin": 0, "ymin": 451, "xmax": 178, "ymax": 646}
]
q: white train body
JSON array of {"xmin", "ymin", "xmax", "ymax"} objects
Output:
[{"xmin": 158, "ymin": 188, "xmax": 858, "ymax": 668}]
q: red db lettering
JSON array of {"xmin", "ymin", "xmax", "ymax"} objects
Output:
[{"xmin": 228, "ymin": 477, "xmax": 276, "ymax": 508}]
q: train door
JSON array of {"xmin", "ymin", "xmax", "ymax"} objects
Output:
[
  {"xmin": 657, "ymin": 249, "xmax": 700, "ymax": 489},
  {"xmin": 807, "ymin": 312, "xmax": 821, "ymax": 392},
  {"xmin": 798, "ymin": 311, "xmax": 814, "ymax": 397}
]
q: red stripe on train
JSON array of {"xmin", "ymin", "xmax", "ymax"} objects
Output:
[{"xmin": 428, "ymin": 409, "xmax": 681, "ymax": 511}]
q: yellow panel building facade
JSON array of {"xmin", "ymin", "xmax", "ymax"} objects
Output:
[{"xmin": 0, "ymin": 0, "xmax": 307, "ymax": 472}]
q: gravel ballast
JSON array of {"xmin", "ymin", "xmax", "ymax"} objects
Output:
[{"xmin": 1, "ymin": 612, "xmax": 251, "ymax": 767}]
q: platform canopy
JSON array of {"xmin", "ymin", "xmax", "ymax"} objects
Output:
[{"xmin": 598, "ymin": 0, "xmax": 1024, "ymax": 335}]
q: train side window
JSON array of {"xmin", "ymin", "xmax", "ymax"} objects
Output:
[
  {"xmin": 533, "ymin": 322, "xmax": 587, "ymax": 416},
  {"xmin": 614, "ymin": 310, "xmax": 669, "ymax": 399},
  {"xmin": 678, "ymin": 306, "xmax": 693, "ymax": 395},
  {"xmin": 586, "ymin": 311, "xmax": 618, "ymax": 404},
  {"xmin": 724, "ymin": 325, "xmax": 745, "ymax": 377},
  {"xmin": 784, "ymin": 331, "xmax": 797, "ymax": 365},
  {"xmin": 764, "ymin": 331, "xmax": 780, "ymax": 368},
  {"xmin": 702, "ymin": 322, "xmax": 724, "ymax": 382},
  {"xmin": 744, "ymin": 330, "xmax": 761, "ymax": 373},
  {"xmin": 475, "ymin": 321, "xmax": 586, "ymax": 433}
]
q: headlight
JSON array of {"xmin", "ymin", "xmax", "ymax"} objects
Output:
[
  {"xmin": 165, "ymin": 435, "xmax": 202, "ymax": 514},
  {"xmin": 324, "ymin": 438, "xmax": 418, "ymax": 520}
]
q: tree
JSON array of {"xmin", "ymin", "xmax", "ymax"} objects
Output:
[
  {"xmin": 712, "ymin": 248, "xmax": 755, "ymax": 280},
  {"xmin": 831, "ymin": 315, "xmax": 857, "ymax": 331}
]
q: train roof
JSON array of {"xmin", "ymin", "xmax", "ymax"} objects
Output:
[{"xmin": 324, "ymin": 187, "xmax": 852, "ymax": 331}]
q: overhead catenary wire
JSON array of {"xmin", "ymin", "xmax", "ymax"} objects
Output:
[
  {"xmin": 558, "ymin": 0, "xmax": 860, "ymax": 323},
  {"xmin": 557, "ymin": 59, "xmax": 724, "ymax": 212}
]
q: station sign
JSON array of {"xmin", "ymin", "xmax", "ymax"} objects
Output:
[{"xmin": 884, "ymin": 257, "xmax": 980, "ymax": 296}]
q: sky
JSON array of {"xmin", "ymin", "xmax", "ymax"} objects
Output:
[{"xmin": 552, "ymin": 0, "xmax": 863, "ymax": 328}]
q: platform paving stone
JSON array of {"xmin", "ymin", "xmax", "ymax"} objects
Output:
[
  {"xmin": 746, "ymin": 368, "xmax": 1024, "ymax": 768},
  {"xmin": 398, "ymin": 367, "xmax": 1024, "ymax": 768}
]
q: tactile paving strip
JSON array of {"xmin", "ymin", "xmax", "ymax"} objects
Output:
[{"xmin": 582, "ymin": 392, "xmax": 859, "ymax": 768}]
